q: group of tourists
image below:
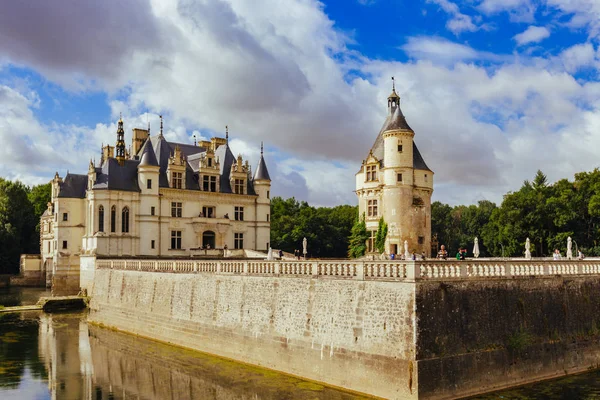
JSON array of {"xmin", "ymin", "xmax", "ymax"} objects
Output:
[{"xmin": 436, "ymin": 245, "xmax": 467, "ymax": 260}]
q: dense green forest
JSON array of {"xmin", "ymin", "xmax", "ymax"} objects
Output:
[
  {"xmin": 269, "ymin": 196, "xmax": 357, "ymax": 258},
  {"xmin": 0, "ymin": 179, "xmax": 51, "ymax": 274}
]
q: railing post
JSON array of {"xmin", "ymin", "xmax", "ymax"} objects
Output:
[
  {"xmin": 216, "ymin": 261, "xmax": 222, "ymax": 274},
  {"xmin": 110, "ymin": 260, "xmax": 114, "ymax": 269},
  {"xmin": 356, "ymin": 262, "xmax": 364, "ymax": 280},
  {"xmin": 138, "ymin": 261, "xmax": 141, "ymax": 271},
  {"xmin": 504, "ymin": 261, "xmax": 511, "ymax": 278},
  {"xmin": 542, "ymin": 262, "xmax": 550, "ymax": 276},
  {"xmin": 275, "ymin": 260, "xmax": 281, "ymax": 275},
  {"xmin": 459, "ymin": 262, "xmax": 468, "ymax": 278},
  {"xmin": 193, "ymin": 261, "xmax": 198, "ymax": 273},
  {"xmin": 173, "ymin": 261, "xmax": 176, "ymax": 272},
  {"xmin": 406, "ymin": 261, "xmax": 418, "ymax": 281},
  {"xmin": 243, "ymin": 261, "xmax": 249, "ymax": 275}
]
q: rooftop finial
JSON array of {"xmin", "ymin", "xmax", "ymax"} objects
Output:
[
  {"xmin": 193, "ymin": 134, "xmax": 197, "ymax": 146},
  {"xmin": 392, "ymin": 76, "xmax": 395, "ymax": 92},
  {"xmin": 159, "ymin": 115, "xmax": 164, "ymax": 138},
  {"xmin": 226, "ymin": 125, "xmax": 229, "ymax": 142},
  {"xmin": 261, "ymin": 141, "xmax": 264, "ymax": 156},
  {"xmin": 119, "ymin": 112, "xmax": 123, "ymax": 122}
]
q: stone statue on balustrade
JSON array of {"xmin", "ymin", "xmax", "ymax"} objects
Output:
[
  {"xmin": 303, "ymin": 237, "xmax": 307, "ymax": 259},
  {"xmin": 525, "ymin": 238, "xmax": 532, "ymax": 260},
  {"xmin": 567, "ymin": 237, "xmax": 573, "ymax": 260},
  {"xmin": 404, "ymin": 240, "xmax": 410, "ymax": 260},
  {"xmin": 473, "ymin": 237, "xmax": 480, "ymax": 259}
]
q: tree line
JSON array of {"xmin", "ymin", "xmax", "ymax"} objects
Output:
[
  {"xmin": 272, "ymin": 169, "xmax": 600, "ymax": 259},
  {"xmin": 0, "ymin": 179, "xmax": 51, "ymax": 274}
]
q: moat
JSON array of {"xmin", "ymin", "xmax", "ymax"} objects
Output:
[{"xmin": 1, "ymin": 287, "xmax": 600, "ymax": 400}]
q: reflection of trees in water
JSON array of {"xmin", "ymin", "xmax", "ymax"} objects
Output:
[{"xmin": 0, "ymin": 313, "xmax": 47, "ymax": 388}]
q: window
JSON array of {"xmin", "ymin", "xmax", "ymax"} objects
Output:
[
  {"xmin": 172, "ymin": 172, "xmax": 183, "ymax": 189},
  {"xmin": 367, "ymin": 231, "xmax": 376, "ymax": 253},
  {"xmin": 425, "ymin": 174, "xmax": 428, "ymax": 182},
  {"xmin": 267, "ymin": 213, "xmax": 270, "ymax": 222},
  {"xmin": 171, "ymin": 202, "xmax": 182, "ymax": 218},
  {"xmin": 208, "ymin": 158, "xmax": 212, "ymax": 167},
  {"xmin": 151, "ymin": 206, "xmax": 155, "ymax": 216},
  {"xmin": 147, "ymin": 179, "xmax": 152, "ymax": 189},
  {"xmin": 234, "ymin": 179, "xmax": 244, "ymax": 194},
  {"xmin": 202, "ymin": 206, "xmax": 215, "ymax": 218},
  {"xmin": 398, "ymin": 144, "xmax": 403, "ymax": 152},
  {"xmin": 98, "ymin": 206, "xmax": 104, "ymax": 232},
  {"xmin": 267, "ymin": 190, "xmax": 270, "ymax": 199},
  {"xmin": 367, "ymin": 199, "xmax": 378, "ymax": 217},
  {"xmin": 234, "ymin": 206, "xmax": 244, "ymax": 221},
  {"xmin": 234, "ymin": 233, "xmax": 244, "ymax": 249},
  {"xmin": 418, "ymin": 236, "xmax": 425, "ymax": 245},
  {"xmin": 397, "ymin": 173, "xmax": 403, "ymax": 182},
  {"xmin": 202, "ymin": 175, "xmax": 217, "ymax": 192},
  {"xmin": 121, "ymin": 207, "xmax": 129, "ymax": 233},
  {"xmin": 110, "ymin": 206, "xmax": 116, "ymax": 233},
  {"xmin": 62, "ymin": 240, "xmax": 67, "ymax": 250},
  {"xmin": 151, "ymin": 240, "xmax": 155, "ymax": 249},
  {"xmin": 47, "ymin": 242, "xmax": 50, "ymax": 253},
  {"xmin": 171, "ymin": 231, "xmax": 182, "ymax": 249},
  {"xmin": 366, "ymin": 165, "xmax": 377, "ymax": 182},
  {"xmin": 62, "ymin": 213, "xmax": 68, "ymax": 221}
]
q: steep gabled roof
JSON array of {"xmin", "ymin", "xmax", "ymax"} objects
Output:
[
  {"xmin": 57, "ymin": 174, "xmax": 88, "ymax": 198},
  {"xmin": 215, "ymin": 143, "xmax": 236, "ymax": 193}
]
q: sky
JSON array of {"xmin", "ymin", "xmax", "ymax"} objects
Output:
[{"xmin": 1, "ymin": 0, "xmax": 600, "ymax": 207}]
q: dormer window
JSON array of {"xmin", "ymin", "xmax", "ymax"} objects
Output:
[
  {"xmin": 234, "ymin": 179, "xmax": 244, "ymax": 194},
  {"xmin": 208, "ymin": 158, "xmax": 212, "ymax": 167},
  {"xmin": 366, "ymin": 165, "xmax": 377, "ymax": 182},
  {"xmin": 203, "ymin": 175, "xmax": 217, "ymax": 192},
  {"xmin": 172, "ymin": 172, "xmax": 183, "ymax": 189}
]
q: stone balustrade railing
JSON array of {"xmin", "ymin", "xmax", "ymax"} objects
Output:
[{"xmin": 95, "ymin": 258, "xmax": 600, "ymax": 282}]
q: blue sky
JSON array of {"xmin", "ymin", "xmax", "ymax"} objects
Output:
[{"xmin": 1, "ymin": 0, "xmax": 600, "ymax": 206}]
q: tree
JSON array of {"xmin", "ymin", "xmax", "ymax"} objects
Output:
[
  {"xmin": 348, "ymin": 213, "xmax": 369, "ymax": 258},
  {"xmin": 375, "ymin": 217, "xmax": 388, "ymax": 253}
]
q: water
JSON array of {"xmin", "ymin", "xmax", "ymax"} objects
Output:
[
  {"xmin": 3, "ymin": 288, "xmax": 600, "ymax": 400},
  {"xmin": 0, "ymin": 288, "xmax": 366, "ymax": 400}
]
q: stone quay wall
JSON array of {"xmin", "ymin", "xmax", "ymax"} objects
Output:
[{"xmin": 89, "ymin": 258, "xmax": 600, "ymax": 399}]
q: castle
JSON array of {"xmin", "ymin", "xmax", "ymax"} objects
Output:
[
  {"xmin": 355, "ymin": 80, "xmax": 433, "ymax": 256},
  {"xmin": 40, "ymin": 117, "xmax": 271, "ymax": 293}
]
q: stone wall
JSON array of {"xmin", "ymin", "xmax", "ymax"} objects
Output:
[
  {"xmin": 89, "ymin": 267, "xmax": 418, "ymax": 400},
  {"xmin": 415, "ymin": 277, "xmax": 600, "ymax": 399},
  {"xmin": 89, "ymin": 258, "xmax": 600, "ymax": 399}
]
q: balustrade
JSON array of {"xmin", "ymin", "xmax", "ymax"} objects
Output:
[{"xmin": 93, "ymin": 258, "xmax": 600, "ymax": 282}]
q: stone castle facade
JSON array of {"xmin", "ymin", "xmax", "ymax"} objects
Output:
[
  {"xmin": 40, "ymin": 117, "xmax": 271, "ymax": 293},
  {"xmin": 355, "ymin": 82, "xmax": 433, "ymax": 255}
]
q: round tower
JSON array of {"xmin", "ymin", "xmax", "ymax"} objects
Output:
[{"xmin": 253, "ymin": 142, "xmax": 271, "ymax": 252}]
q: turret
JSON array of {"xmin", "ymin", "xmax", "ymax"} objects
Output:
[
  {"xmin": 115, "ymin": 115, "xmax": 126, "ymax": 166},
  {"xmin": 138, "ymin": 138, "xmax": 160, "ymax": 195},
  {"xmin": 253, "ymin": 142, "xmax": 271, "ymax": 251}
]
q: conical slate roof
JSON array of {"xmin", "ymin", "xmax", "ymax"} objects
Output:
[
  {"xmin": 365, "ymin": 103, "xmax": 431, "ymax": 172},
  {"xmin": 139, "ymin": 138, "xmax": 159, "ymax": 167},
  {"xmin": 254, "ymin": 155, "xmax": 270, "ymax": 181}
]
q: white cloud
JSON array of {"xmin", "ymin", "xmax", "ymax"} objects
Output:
[
  {"xmin": 427, "ymin": 0, "xmax": 480, "ymax": 34},
  {"xmin": 402, "ymin": 36, "xmax": 509, "ymax": 65},
  {"xmin": 547, "ymin": 0, "xmax": 600, "ymax": 38},
  {"xmin": 2, "ymin": 0, "xmax": 600, "ymax": 209},
  {"xmin": 559, "ymin": 43, "xmax": 598, "ymax": 73},
  {"xmin": 478, "ymin": 0, "xmax": 536, "ymax": 22},
  {"xmin": 514, "ymin": 26, "xmax": 551, "ymax": 46}
]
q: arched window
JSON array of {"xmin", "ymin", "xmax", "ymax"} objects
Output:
[
  {"xmin": 110, "ymin": 206, "xmax": 116, "ymax": 233},
  {"xmin": 122, "ymin": 207, "xmax": 130, "ymax": 233},
  {"xmin": 98, "ymin": 206, "xmax": 104, "ymax": 232}
]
